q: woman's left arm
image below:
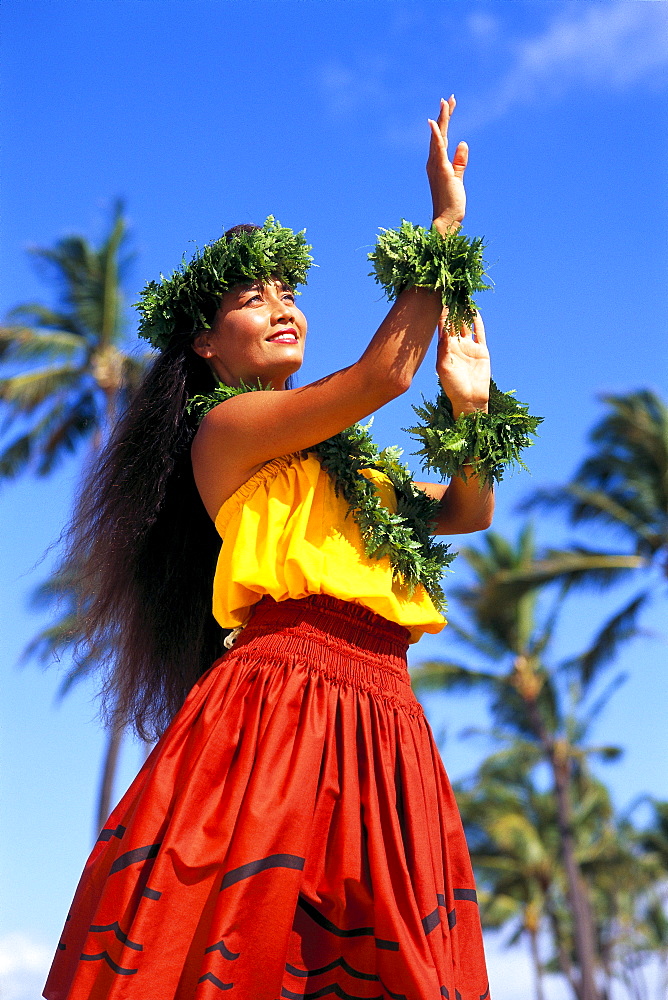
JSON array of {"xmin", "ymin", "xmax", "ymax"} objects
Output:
[
  {"xmin": 412, "ymin": 95, "xmax": 494, "ymax": 534},
  {"xmin": 413, "ymin": 310, "xmax": 495, "ymax": 535}
]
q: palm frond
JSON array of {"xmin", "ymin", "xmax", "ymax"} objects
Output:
[
  {"xmin": 0, "ymin": 365, "xmax": 83, "ymax": 412},
  {"xmin": 410, "ymin": 659, "xmax": 501, "ymax": 693},
  {"xmin": 522, "ymin": 391, "xmax": 668, "ymax": 567},
  {"xmin": 38, "ymin": 391, "xmax": 98, "ymax": 474},
  {"xmin": 520, "ymin": 485, "xmax": 654, "ymax": 538},
  {"xmin": 22, "ymin": 614, "xmax": 79, "ymax": 664},
  {"xmin": 0, "ymin": 433, "xmax": 33, "ymax": 479},
  {"xmin": 579, "ymin": 672, "xmax": 628, "ymax": 732},
  {"xmin": 0, "ymin": 391, "xmax": 97, "ymax": 479},
  {"xmin": 562, "ymin": 592, "xmax": 650, "ymax": 690},
  {"xmin": 503, "ymin": 547, "xmax": 646, "ymax": 594},
  {"xmin": 3, "ymin": 306, "xmax": 86, "ymax": 340},
  {"xmin": 584, "ymin": 744, "xmax": 624, "ymax": 763},
  {"xmin": 444, "ymin": 619, "xmax": 506, "ymax": 660},
  {"xmin": 0, "ymin": 325, "xmax": 84, "ymax": 361}
]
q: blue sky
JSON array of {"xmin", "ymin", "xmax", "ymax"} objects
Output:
[{"xmin": 1, "ymin": 2, "xmax": 667, "ymax": 998}]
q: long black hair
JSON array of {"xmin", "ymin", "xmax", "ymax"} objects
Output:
[
  {"xmin": 68, "ymin": 334, "xmax": 225, "ymax": 740},
  {"xmin": 68, "ymin": 224, "xmax": 301, "ymax": 739}
]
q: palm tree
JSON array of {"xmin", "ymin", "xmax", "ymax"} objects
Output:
[
  {"xmin": 0, "ymin": 202, "xmax": 150, "ymax": 831},
  {"xmin": 624, "ymin": 800, "xmax": 668, "ymax": 999},
  {"xmin": 455, "ymin": 738, "xmax": 656, "ymax": 1000},
  {"xmin": 412, "ymin": 525, "xmax": 648, "ymax": 1000},
  {"xmin": 455, "ymin": 742, "xmax": 558, "ymax": 1000},
  {"xmin": 0, "ymin": 201, "xmax": 145, "ymax": 472},
  {"xmin": 521, "ymin": 391, "xmax": 668, "ymax": 583}
]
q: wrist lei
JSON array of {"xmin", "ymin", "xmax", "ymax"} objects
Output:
[
  {"xmin": 187, "ymin": 382, "xmax": 455, "ymax": 614},
  {"xmin": 368, "ymin": 219, "xmax": 491, "ymax": 331},
  {"xmin": 368, "ymin": 220, "xmax": 541, "ymax": 484},
  {"xmin": 134, "ymin": 217, "xmax": 314, "ymax": 352},
  {"xmin": 407, "ymin": 380, "xmax": 542, "ymax": 487}
]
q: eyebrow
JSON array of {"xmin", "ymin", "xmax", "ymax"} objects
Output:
[{"xmin": 237, "ymin": 281, "xmax": 293, "ymax": 295}]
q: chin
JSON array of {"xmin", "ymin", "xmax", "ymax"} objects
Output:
[{"xmin": 260, "ymin": 359, "xmax": 302, "ymax": 390}]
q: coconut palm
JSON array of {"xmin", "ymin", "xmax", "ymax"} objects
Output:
[
  {"xmin": 624, "ymin": 800, "xmax": 668, "ymax": 1000},
  {"xmin": 456, "ymin": 738, "xmax": 656, "ymax": 1000},
  {"xmin": 0, "ymin": 202, "xmax": 150, "ymax": 831},
  {"xmin": 522, "ymin": 391, "xmax": 668, "ymax": 582},
  {"xmin": 413, "ymin": 525, "xmax": 649, "ymax": 1000},
  {"xmin": 455, "ymin": 742, "xmax": 558, "ymax": 1000},
  {"xmin": 0, "ymin": 201, "xmax": 145, "ymax": 471}
]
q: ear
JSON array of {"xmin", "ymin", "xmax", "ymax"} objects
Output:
[{"xmin": 192, "ymin": 329, "xmax": 215, "ymax": 359}]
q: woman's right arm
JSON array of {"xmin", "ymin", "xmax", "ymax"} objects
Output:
[{"xmin": 193, "ymin": 99, "xmax": 468, "ymax": 503}]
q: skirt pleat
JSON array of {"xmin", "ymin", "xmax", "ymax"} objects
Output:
[{"xmin": 44, "ymin": 595, "xmax": 490, "ymax": 1000}]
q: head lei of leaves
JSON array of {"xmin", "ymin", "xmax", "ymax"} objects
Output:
[{"xmin": 134, "ymin": 217, "xmax": 314, "ymax": 352}]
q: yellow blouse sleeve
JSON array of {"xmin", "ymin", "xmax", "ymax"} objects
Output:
[{"xmin": 212, "ymin": 453, "xmax": 445, "ymax": 643}]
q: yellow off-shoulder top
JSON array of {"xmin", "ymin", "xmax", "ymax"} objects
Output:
[{"xmin": 212, "ymin": 452, "xmax": 446, "ymax": 643}]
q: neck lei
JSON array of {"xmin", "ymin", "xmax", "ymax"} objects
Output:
[{"xmin": 188, "ymin": 382, "xmax": 454, "ymax": 613}]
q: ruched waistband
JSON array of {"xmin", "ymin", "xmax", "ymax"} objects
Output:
[{"xmin": 225, "ymin": 595, "xmax": 418, "ymax": 710}]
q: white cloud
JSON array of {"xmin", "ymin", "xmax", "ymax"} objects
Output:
[
  {"xmin": 0, "ymin": 933, "xmax": 51, "ymax": 1000},
  {"xmin": 320, "ymin": 57, "xmax": 389, "ymax": 121},
  {"xmin": 468, "ymin": 10, "xmax": 500, "ymax": 43},
  {"xmin": 475, "ymin": 1, "xmax": 668, "ymax": 125}
]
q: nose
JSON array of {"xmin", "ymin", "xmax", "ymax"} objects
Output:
[{"xmin": 270, "ymin": 290, "xmax": 295, "ymax": 323}]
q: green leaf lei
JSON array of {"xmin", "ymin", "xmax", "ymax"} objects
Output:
[
  {"xmin": 368, "ymin": 221, "xmax": 491, "ymax": 331},
  {"xmin": 407, "ymin": 380, "xmax": 543, "ymax": 487},
  {"xmin": 134, "ymin": 218, "xmax": 314, "ymax": 352},
  {"xmin": 187, "ymin": 383, "xmax": 455, "ymax": 613}
]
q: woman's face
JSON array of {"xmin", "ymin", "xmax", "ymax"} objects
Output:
[{"xmin": 192, "ymin": 279, "xmax": 307, "ymax": 389}]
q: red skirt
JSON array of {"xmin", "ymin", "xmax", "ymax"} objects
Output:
[{"xmin": 44, "ymin": 595, "xmax": 490, "ymax": 1000}]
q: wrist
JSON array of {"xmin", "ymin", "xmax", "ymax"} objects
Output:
[
  {"xmin": 437, "ymin": 384, "xmax": 489, "ymax": 417},
  {"xmin": 431, "ymin": 214, "xmax": 464, "ymax": 236},
  {"xmin": 451, "ymin": 400, "xmax": 489, "ymax": 418},
  {"xmin": 406, "ymin": 378, "xmax": 542, "ymax": 488}
]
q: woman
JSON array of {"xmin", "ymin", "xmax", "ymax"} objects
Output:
[{"xmin": 44, "ymin": 98, "xmax": 515, "ymax": 1000}]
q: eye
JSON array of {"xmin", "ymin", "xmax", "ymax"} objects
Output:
[
  {"xmin": 242, "ymin": 292, "xmax": 263, "ymax": 305},
  {"xmin": 282, "ymin": 292, "xmax": 295, "ymax": 303}
]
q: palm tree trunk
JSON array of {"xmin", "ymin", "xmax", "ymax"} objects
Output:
[
  {"xmin": 523, "ymin": 693, "xmax": 601, "ymax": 1000},
  {"xmin": 547, "ymin": 906, "xmax": 581, "ymax": 999},
  {"xmin": 95, "ymin": 716, "xmax": 124, "ymax": 835},
  {"xmin": 551, "ymin": 753, "xmax": 602, "ymax": 1000},
  {"xmin": 92, "ymin": 382, "xmax": 123, "ymax": 836},
  {"xmin": 528, "ymin": 928, "xmax": 546, "ymax": 1000}
]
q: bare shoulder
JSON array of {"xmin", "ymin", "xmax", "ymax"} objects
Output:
[{"xmin": 191, "ymin": 404, "xmax": 269, "ymax": 521}]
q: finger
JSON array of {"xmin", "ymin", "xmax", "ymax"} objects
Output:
[
  {"xmin": 436, "ymin": 96, "xmax": 454, "ymax": 147},
  {"xmin": 452, "ymin": 140, "xmax": 468, "ymax": 179},
  {"xmin": 437, "ymin": 306, "xmax": 450, "ymax": 337},
  {"xmin": 473, "ymin": 311, "xmax": 486, "ymax": 345},
  {"xmin": 437, "ymin": 95, "xmax": 455, "ymax": 125},
  {"xmin": 428, "ymin": 117, "xmax": 447, "ymax": 156}
]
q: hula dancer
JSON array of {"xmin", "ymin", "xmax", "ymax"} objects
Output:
[{"xmin": 44, "ymin": 98, "xmax": 539, "ymax": 1000}]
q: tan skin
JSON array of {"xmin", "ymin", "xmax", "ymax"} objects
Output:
[{"xmin": 192, "ymin": 97, "xmax": 494, "ymax": 536}]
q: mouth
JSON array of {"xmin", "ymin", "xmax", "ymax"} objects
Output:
[{"xmin": 266, "ymin": 328, "xmax": 299, "ymax": 345}]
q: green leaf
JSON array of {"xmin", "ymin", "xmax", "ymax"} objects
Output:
[
  {"xmin": 368, "ymin": 221, "xmax": 491, "ymax": 331},
  {"xmin": 406, "ymin": 381, "xmax": 542, "ymax": 487},
  {"xmin": 0, "ymin": 365, "xmax": 82, "ymax": 412},
  {"xmin": 187, "ymin": 380, "xmax": 454, "ymax": 611},
  {"xmin": 135, "ymin": 217, "xmax": 314, "ymax": 351}
]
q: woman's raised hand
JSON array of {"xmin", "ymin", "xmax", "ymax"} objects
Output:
[
  {"xmin": 436, "ymin": 311, "xmax": 490, "ymax": 417},
  {"xmin": 427, "ymin": 97, "xmax": 468, "ymax": 235}
]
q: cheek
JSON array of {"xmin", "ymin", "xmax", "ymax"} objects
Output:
[{"xmin": 225, "ymin": 312, "xmax": 264, "ymax": 347}]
